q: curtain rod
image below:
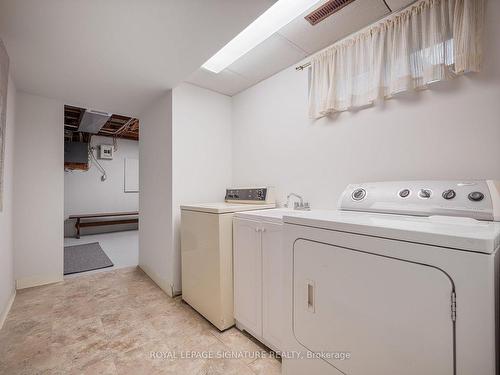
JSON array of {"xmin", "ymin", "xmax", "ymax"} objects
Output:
[
  {"xmin": 296, "ymin": 62, "xmax": 311, "ymax": 71},
  {"xmin": 295, "ymin": 0, "xmax": 421, "ymax": 71}
]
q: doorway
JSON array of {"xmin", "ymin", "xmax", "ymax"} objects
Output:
[{"xmin": 63, "ymin": 105, "xmax": 140, "ymax": 276}]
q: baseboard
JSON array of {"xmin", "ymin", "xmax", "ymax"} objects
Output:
[
  {"xmin": 16, "ymin": 274, "xmax": 64, "ymax": 290},
  {"xmin": 0, "ymin": 290, "xmax": 16, "ymax": 329},
  {"xmin": 138, "ymin": 264, "xmax": 174, "ymax": 297}
]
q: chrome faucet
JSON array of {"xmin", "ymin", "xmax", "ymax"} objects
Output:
[{"xmin": 285, "ymin": 193, "xmax": 311, "ymax": 211}]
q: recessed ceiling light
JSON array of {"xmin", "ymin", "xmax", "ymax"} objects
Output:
[{"xmin": 202, "ymin": 0, "xmax": 321, "ymax": 73}]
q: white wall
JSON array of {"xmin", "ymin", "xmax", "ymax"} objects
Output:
[
  {"xmin": 0, "ymin": 75, "xmax": 16, "ymax": 326},
  {"xmin": 232, "ymin": 0, "xmax": 500, "ymax": 209},
  {"xmin": 172, "ymin": 83, "xmax": 232, "ymax": 293},
  {"xmin": 139, "ymin": 91, "xmax": 174, "ymax": 295},
  {"xmin": 13, "ymin": 92, "xmax": 64, "ymax": 289},
  {"xmin": 64, "ymin": 135, "xmax": 139, "ymax": 236},
  {"xmin": 138, "ymin": 84, "xmax": 232, "ymax": 295}
]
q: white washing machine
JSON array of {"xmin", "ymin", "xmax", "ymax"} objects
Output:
[
  {"xmin": 181, "ymin": 187, "xmax": 275, "ymax": 331},
  {"xmin": 282, "ymin": 181, "xmax": 500, "ymax": 375}
]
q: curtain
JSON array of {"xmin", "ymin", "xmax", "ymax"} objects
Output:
[{"xmin": 308, "ymin": 0, "xmax": 484, "ymax": 119}]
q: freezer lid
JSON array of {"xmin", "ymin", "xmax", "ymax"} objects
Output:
[
  {"xmin": 284, "ymin": 210, "xmax": 500, "ymax": 254},
  {"xmin": 181, "ymin": 202, "xmax": 276, "ymax": 214}
]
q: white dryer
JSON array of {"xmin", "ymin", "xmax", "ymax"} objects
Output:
[{"xmin": 282, "ymin": 181, "xmax": 500, "ymax": 375}]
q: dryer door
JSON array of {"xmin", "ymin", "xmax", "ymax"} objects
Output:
[{"xmin": 293, "ymin": 239, "xmax": 455, "ymax": 375}]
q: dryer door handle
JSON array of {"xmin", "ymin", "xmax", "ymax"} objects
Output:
[{"xmin": 306, "ymin": 279, "xmax": 315, "ymax": 313}]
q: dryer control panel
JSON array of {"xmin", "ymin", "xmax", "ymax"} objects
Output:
[
  {"xmin": 339, "ymin": 180, "xmax": 500, "ymax": 221},
  {"xmin": 225, "ymin": 187, "xmax": 275, "ymax": 204}
]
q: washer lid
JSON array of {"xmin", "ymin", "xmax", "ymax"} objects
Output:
[
  {"xmin": 180, "ymin": 202, "xmax": 276, "ymax": 214},
  {"xmin": 284, "ymin": 210, "xmax": 500, "ymax": 254}
]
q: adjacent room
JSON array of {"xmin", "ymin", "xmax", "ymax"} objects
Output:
[
  {"xmin": 0, "ymin": 0, "xmax": 499, "ymax": 374},
  {"xmin": 63, "ymin": 106, "xmax": 140, "ymax": 275}
]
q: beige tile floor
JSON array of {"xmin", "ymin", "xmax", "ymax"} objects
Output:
[{"xmin": 0, "ymin": 267, "xmax": 281, "ymax": 375}]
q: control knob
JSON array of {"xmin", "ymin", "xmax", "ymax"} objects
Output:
[
  {"xmin": 468, "ymin": 191, "xmax": 484, "ymax": 202},
  {"xmin": 352, "ymin": 188, "xmax": 366, "ymax": 201},
  {"xmin": 442, "ymin": 189, "xmax": 456, "ymax": 200},
  {"xmin": 399, "ymin": 189, "xmax": 410, "ymax": 198},
  {"xmin": 419, "ymin": 189, "xmax": 432, "ymax": 199}
]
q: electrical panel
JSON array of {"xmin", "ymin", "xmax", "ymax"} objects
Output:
[
  {"xmin": 99, "ymin": 144, "xmax": 113, "ymax": 160},
  {"xmin": 64, "ymin": 141, "xmax": 88, "ymax": 164}
]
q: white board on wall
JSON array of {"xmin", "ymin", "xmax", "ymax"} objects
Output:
[{"xmin": 124, "ymin": 158, "xmax": 139, "ymax": 192}]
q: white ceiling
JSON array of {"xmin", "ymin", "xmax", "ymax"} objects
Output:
[
  {"xmin": 187, "ymin": 0, "xmax": 415, "ymax": 96},
  {"xmin": 0, "ymin": 0, "xmax": 276, "ymax": 116}
]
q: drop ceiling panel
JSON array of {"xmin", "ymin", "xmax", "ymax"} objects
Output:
[
  {"xmin": 0, "ymin": 0, "xmax": 276, "ymax": 115},
  {"xmin": 227, "ymin": 33, "xmax": 308, "ymax": 84},
  {"xmin": 186, "ymin": 68, "xmax": 252, "ymax": 97},
  {"xmin": 186, "ymin": 0, "xmax": 397, "ymax": 96},
  {"xmin": 278, "ymin": 0, "xmax": 390, "ymax": 55},
  {"xmin": 385, "ymin": 0, "xmax": 418, "ymax": 11}
]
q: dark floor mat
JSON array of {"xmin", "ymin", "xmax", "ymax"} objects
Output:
[{"xmin": 64, "ymin": 242, "xmax": 113, "ymax": 275}]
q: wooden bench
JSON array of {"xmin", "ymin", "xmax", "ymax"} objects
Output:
[{"xmin": 69, "ymin": 211, "xmax": 139, "ymax": 238}]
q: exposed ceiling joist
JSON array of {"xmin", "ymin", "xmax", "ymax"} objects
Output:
[{"xmin": 63, "ymin": 105, "xmax": 139, "ymax": 141}]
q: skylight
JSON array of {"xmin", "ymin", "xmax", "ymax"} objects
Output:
[{"xmin": 202, "ymin": 0, "xmax": 321, "ymax": 73}]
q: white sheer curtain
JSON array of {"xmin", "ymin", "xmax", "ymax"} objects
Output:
[{"xmin": 308, "ymin": 0, "xmax": 484, "ymax": 119}]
